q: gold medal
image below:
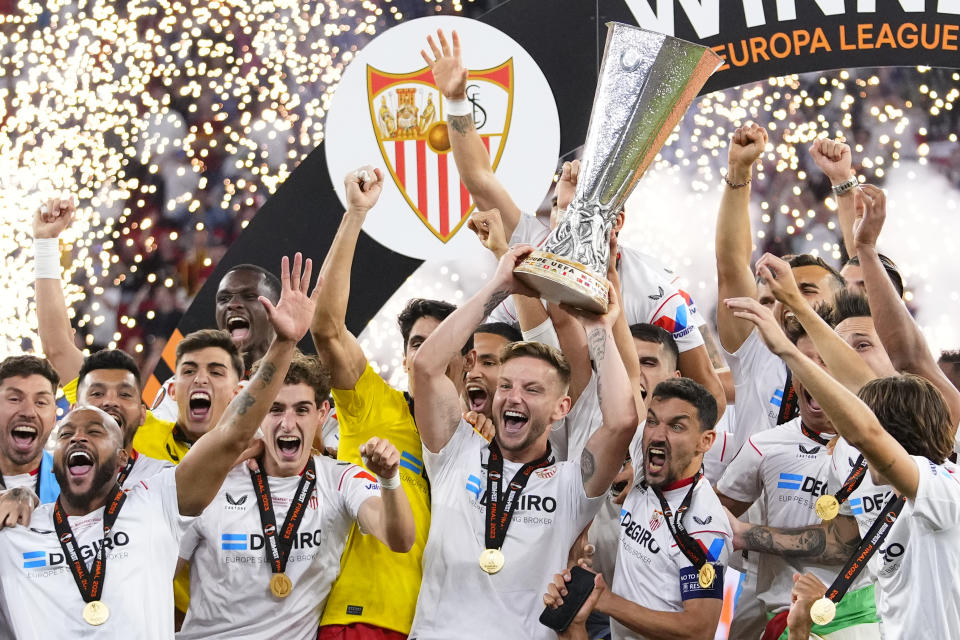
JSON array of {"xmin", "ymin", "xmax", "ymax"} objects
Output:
[
  {"xmin": 479, "ymin": 548, "xmax": 505, "ymax": 574},
  {"xmin": 810, "ymin": 597, "xmax": 837, "ymax": 625},
  {"xmin": 697, "ymin": 562, "xmax": 716, "ymax": 589},
  {"xmin": 815, "ymin": 495, "xmax": 840, "ymax": 521},
  {"xmin": 269, "ymin": 572, "xmax": 293, "ymax": 598},
  {"xmin": 82, "ymin": 600, "xmax": 109, "ymax": 626}
]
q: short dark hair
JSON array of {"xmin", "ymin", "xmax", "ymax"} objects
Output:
[
  {"xmin": 784, "ymin": 302, "xmax": 835, "ymax": 345},
  {"xmin": 784, "ymin": 253, "xmax": 846, "ymax": 293},
  {"xmin": 651, "ymin": 378, "xmax": 718, "ymax": 430},
  {"xmin": 475, "ymin": 322, "xmax": 522, "ymax": 344},
  {"xmin": 857, "ymin": 374, "xmax": 954, "ymax": 463},
  {"xmin": 175, "ymin": 329, "xmax": 244, "ymax": 379},
  {"xmin": 831, "ymin": 290, "xmax": 872, "ymax": 327},
  {"xmin": 629, "ymin": 323, "xmax": 680, "ymax": 370},
  {"xmin": 844, "ymin": 253, "xmax": 905, "ymax": 297},
  {"xmin": 78, "ymin": 350, "xmax": 142, "ymax": 391},
  {"xmin": 224, "ymin": 264, "xmax": 282, "ymax": 302},
  {"xmin": 939, "ymin": 350, "xmax": 960, "ymax": 365},
  {"xmin": 0, "ymin": 355, "xmax": 59, "ymax": 391},
  {"xmin": 397, "ymin": 298, "xmax": 472, "ymax": 355},
  {"xmin": 499, "ymin": 341, "xmax": 571, "ymax": 389},
  {"xmin": 252, "ymin": 350, "xmax": 331, "ymax": 408}
]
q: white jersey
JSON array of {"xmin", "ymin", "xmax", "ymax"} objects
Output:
[
  {"xmin": 124, "ymin": 451, "xmax": 174, "ymax": 489},
  {"xmin": 874, "ymin": 456, "xmax": 960, "ymax": 640},
  {"xmin": 178, "ymin": 456, "xmax": 379, "ymax": 640},
  {"xmin": 0, "ymin": 468, "xmax": 192, "ymax": 639},
  {"xmin": 703, "ymin": 406, "xmax": 736, "ymax": 486},
  {"xmin": 409, "ymin": 419, "xmax": 603, "ymax": 640},
  {"xmin": 723, "ymin": 329, "xmax": 790, "ymax": 454},
  {"xmin": 490, "ymin": 214, "xmax": 704, "ymax": 353},
  {"xmin": 611, "ymin": 428, "xmax": 732, "ymax": 640},
  {"xmin": 827, "ymin": 438, "xmax": 895, "ymax": 537},
  {"xmin": 549, "ymin": 374, "xmax": 602, "ymax": 463},
  {"xmin": 716, "ymin": 417, "xmax": 849, "ymax": 612},
  {"xmin": 150, "ymin": 374, "xmax": 179, "ymax": 423},
  {"xmin": 0, "ymin": 471, "xmax": 38, "ymax": 492}
]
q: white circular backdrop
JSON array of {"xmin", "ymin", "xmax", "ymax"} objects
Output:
[{"xmin": 325, "ymin": 15, "xmax": 560, "ymax": 260}]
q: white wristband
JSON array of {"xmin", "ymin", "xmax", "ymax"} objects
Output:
[
  {"xmin": 34, "ymin": 238, "xmax": 61, "ymax": 280},
  {"xmin": 377, "ymin": 473, "xmax": 401, "ymax": 490},
  {"xmin": 445, "ymin": 98, "xmax": 472, "ymax": 118}
]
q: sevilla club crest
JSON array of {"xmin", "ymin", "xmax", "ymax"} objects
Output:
[{"xmin": 367, "ymin": 61, "xmax": 514, "ymax": 242}]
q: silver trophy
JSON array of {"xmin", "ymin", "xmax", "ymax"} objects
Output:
[{"xmin": 514, "ymin": 23, "xmax": 722, "ymax": 313}]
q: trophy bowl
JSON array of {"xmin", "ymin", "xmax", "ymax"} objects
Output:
[{"xmin": 514, "ymin": 23, "xmax": 722, "ymax": 313}]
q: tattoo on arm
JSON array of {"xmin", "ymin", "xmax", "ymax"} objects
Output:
[
  {"xmin": 448, "ymin": 114, "xmax": 475, "ymax": 136},
  {"xmin": 742, "ymin": 518, "xmax": 860, "ymax": 564},
  {"xmin": 235, "ymin": 391, "xmax": 256, "ymax": 415},
  {"xmin": 586, "ymin": 328, "xmax": 607, "ymax": 363},
  {"xmin": 580, "ymin": 448, "xmax": 596, "ymax": 486},
  {"xmin": 253, "ymin": 362, "xmax": 276, "ymax": 389},
  {"xmin": 482, "ymin": 289, "xmax": 510, "ymax": 319}
]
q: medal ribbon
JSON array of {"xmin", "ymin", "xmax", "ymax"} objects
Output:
[
  {"xmin": 823, "ymin": 494, "xmax": 906, "ymax": 604},
  {"xmin": 652, "ymin": 469, "xmax": 710, "ymax": 570},
  {"xmin": 484, "ymin": 440, "xmax": 553, "ymax": 551},
  {"xmin": 832, "ymin": 454, "xmax": 869, "ymax": 507},
  {"xmin": 799, "ymin": 422, "xmax": 832, "ymax": 447},
  {"xmin": 53, "ymin": 484, "xmax": 126, "ymax": 604},
  {"xmin": 249, "ymin": 457, "xmax": 318, "ymax": 574},
  {"xmin": 777, "ymin": 369, "xmax": 800, "ymax": 425},
  {"xmin": 115, "ymin": 450, "xmax": 138, "ymax": 488}
]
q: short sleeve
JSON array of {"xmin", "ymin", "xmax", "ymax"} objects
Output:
[
  {"xmin": 716, "ymin": 438, "xmax": 764, "ymax": 504},
  {"xmin": 421, "ymin": 418, "xmax": 479, "ymax": 486},
  {"xmin": 628, "ymin": 421, "xmax": 647, "ymax": 466},
  {"xmin": 330, "ymin": 364, "xmax": 392, "ymax": 433},
  {"xmin": 178, "ymin": 520, "xmax": 203, "ymax": 561},
  {"xmin": 134, "ymin": 467, "xmax": 195, "ymax": 542},
  {"xmin": 562, "ymin": 375, "xmax": 602, "ymax": 461},
  {"xmin": 562, "ymin": 457, "xmax": 605, "ymax": 532},
  {"xmin": 911, "ymin": 456, "xmax": 960, "ymax": 531},
  {"xmin": 335, "ymin": 464, "xmax": 385, "ymax": 521}
]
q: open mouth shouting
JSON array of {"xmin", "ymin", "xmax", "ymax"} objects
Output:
[
  {"xmin": 466, "ymin": 383, "xmax": 490, "ymax": 413},
  {"xmin": 501, "ymin": 409, "xmax": 528, "ymax": 437},
  {"xmin": 9, "ymin": 421, "xmax": 40, "ymax": 455},
  {"xmin": 645, "ymin": 441, "xmax": 669, "ymax": 480},
  {"xmin": 66, "ymin": 447, "xmax": 95, "ymax": 479},
  {"xmin": 226, "ymin": 314, "xmax": 251, "ymax": 344},
  {"xmin": 802, "ymin": 389, "xmax": 823, "ymax": 414},
  {"xmin": 275, "ymin": 433, "xmax": 303, "ymax": 462},
  {"xmin": 188, "ymin": 390, "xmax": 213, "ymax": 423}
]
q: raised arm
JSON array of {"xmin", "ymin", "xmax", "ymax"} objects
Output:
[
  {"xmin": 725, "ymin": 296, "xmax": 920, "ymax": 498},
  {"xmin": 177, "ymin": 254, "xmax": 319, "ymax": 515},
  {"xmin": 422, "ymin": 29, "xmax": 523, "ymax": 239},
  {"xmin": 810, "ymin": 138, "xmax": 857, "ymax": 258},
  {"xmin": 356, "ymin": 436, "xmax": 416, "ymax": 552},
  {"xmin": 855, "ymin": 185, "xmax": 960, "ymax": 430},
  {"xmin": 755, "ymin": 252, "xmax": 875, "ymax": 392},
  {"xmin": 310, "ymin": 168, "xmax": 383, "ymax": 390},
  {"xmin": 567, "ymin": 288, "xmax": 641, "ymax": 498},
  {"xmin": 33, "ymin": 197, "xmax": 85, "ymax": 383},
  {"xmin": 412, "ymin": 245, "xmax": 537, "ymax": 453},
  {"xmin": 716, "ymin": 123, "xmax": 768, "ymax": 353},
  {"xmin": 729, "ymin": 511, "xmax": 861, "ymax": 566}
]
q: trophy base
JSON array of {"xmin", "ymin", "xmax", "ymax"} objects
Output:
[{"xmin": 514, "ymin": 251, "xmax": 609, "ymax": 314}]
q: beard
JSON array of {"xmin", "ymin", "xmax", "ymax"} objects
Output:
[
  {"xmin": 497, "ymin": 418, "xmax": 550, "ymax": 456},
  {"xmin": 53, "ymin": 454, "xmax": 120, "ymax": 512}
]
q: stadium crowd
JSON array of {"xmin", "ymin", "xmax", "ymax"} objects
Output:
[{"xmin": 1, "ymin": 23, "xmax": 959, "ymax": 640}]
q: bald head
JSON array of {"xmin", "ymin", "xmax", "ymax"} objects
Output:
[{"xmin": 59, "ymin": 406, "xmax": 124, "ymax": 447}]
